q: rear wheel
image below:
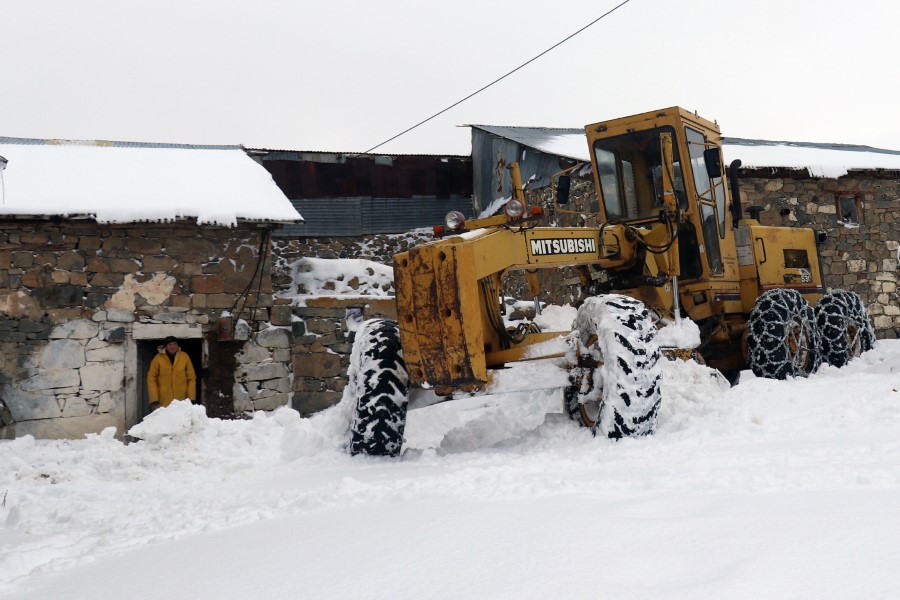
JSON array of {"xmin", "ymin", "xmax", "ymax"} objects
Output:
[
  {"xmin": 815, "ymin": 290, "xmax": 875, "ymax": 368},
  {"xmin": 568, "ymin": 295, "xmax": 662, "ymax": 438},
  {"xmin": 747, "ymin": 289, "xmax": 819, "ymax": 379},
  {"xmin": 347, "ymin": 319, "xmax": 409, "ymax": 457}
]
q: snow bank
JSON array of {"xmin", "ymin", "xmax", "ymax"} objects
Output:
[
  {"xmin": 127, "ymin": 400, "xmax": 209, "ymax": 442},
  {"xmin": 276, "ymin": 257, "xmax": 394, "ymax": 305}
]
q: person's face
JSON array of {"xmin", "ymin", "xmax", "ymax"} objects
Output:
[{"xmin": 165, "ymin": 341, "xmax": 178, "ymax": 354}]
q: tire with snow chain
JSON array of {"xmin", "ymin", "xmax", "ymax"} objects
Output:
[
  {"xmin": 347, "ymin": 319, "xmax": 409, "ymax": 457},
  {"xmin": 746, "ymin": 289, "xmax": 819, "ymax": 380},
  {"xmin": 815, "ymin": 290, "xmax": 875, "ymax": 368},
  {"xmin": 843, "ymin": 291, "xmax": 876, "ymax": 352},
  {"xmin": 568, "ymin": 294, "xmax": 662, "ymax": 438}
]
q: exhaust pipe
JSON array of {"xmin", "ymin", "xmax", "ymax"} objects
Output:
[{"xmin": 729, "ymin": 159, "xmax": 743, "ymax": 225}]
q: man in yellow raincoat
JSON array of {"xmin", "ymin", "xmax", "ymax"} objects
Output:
[{"xmin": 147, "ymin": 336, "xmax": 197, "ymax": 410}]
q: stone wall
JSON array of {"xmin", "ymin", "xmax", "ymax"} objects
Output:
[
  {"xmin": 0, "ymin": 221, "xmax": 293, "ymax": 439},
  {"xmin": 0, "ymin": 317, "xmax": 124, "ymax": 439},
  {"xmin": 270, "ymin": 235, "xmax": 409, "ymax": 416},
  {"xmin": 232, "ymin": 311, "xmax": 293, "ymax": 414},
  {"xmin": 272, "ymin": 229, "xmax": 433, "ymax": 280},
  {"xmin": 289, "ymin": 297, "xmax": 396, "ymax": 415}
]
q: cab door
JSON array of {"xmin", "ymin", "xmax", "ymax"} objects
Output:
[{"xmin": 684, "ymin": 126, "xmax": 727, "ymax": 276}]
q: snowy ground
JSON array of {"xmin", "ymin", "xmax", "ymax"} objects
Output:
[{"xmin": 2, "ymin": 338, "xmax": 900, "ymax": 599}]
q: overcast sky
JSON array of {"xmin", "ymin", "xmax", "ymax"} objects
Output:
[{"xmin": 1, "ymin": 0, "xmax": 897, "ymax": 155}]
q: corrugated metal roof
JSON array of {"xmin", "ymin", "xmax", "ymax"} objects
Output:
[
  {"xmin": 468, "ymin": 125, "xmax": 587, "ymax": 160},
  {"xmin": 275, "ymin": 197, "xmax": 473, "ymax": 237}
]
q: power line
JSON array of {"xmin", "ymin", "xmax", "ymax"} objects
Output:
[{"xmin": 358, "ymin": 0, "xmax": 634, "ymax": 155}]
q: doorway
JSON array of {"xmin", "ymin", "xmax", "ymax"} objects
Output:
[{"xmin": 136, "ymin": 338, "xmax": 204, "ymax": 419}]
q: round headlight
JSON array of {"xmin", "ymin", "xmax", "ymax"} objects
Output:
[
  {"xmin": 444, "ymin": 211, "xmax": 466, "ymax": 231},
  {"xmin": 505, "ymin": 199, "xmax": 525, "ymax": 219}
]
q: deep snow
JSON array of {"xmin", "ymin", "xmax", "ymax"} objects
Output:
[{"xmin": 2, "ymin": 334, "xmax": 900, "ymax": 599}]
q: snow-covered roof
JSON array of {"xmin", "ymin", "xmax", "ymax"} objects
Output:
[
  {"xmin": 470, "ymin": 125, "xmax": 900, "ymax": 179},
  {"xmin": 0, "ymin": 137, "xmax": 304, "ymax": 226},
  {"xmin": 469, "ymin": 125, "xmax": 589, "ymax": 162},
  {"xmin": 722, "ymin": 138, "xmax": 900, "ymax": 178}
]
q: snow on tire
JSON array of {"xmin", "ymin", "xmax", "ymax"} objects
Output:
[
  {"xmin": 347, "ymin": 319, "xmax": 409, "ymax": 457},
  {"xmin": 746, "ymin": 289, "xmax": 819, "ymax": 380},
  {"xmin": 563, "ymin": 366, "xmax": 598, "ymax": 429},
  {"xmin": 571, "ymin": 294, "xmax": 662, "ymax": 439},
  {"xmin": 815, "ymin": 290, "xmax": 875, "ymax": 368}
]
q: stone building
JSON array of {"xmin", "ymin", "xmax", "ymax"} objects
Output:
[
  {"xmin": 723, "ymin": 139, "xmax": 900, "ymax": 336},
  {"xmin": 0, "ymin": 138, "xmax": 303, "ymax": 439}
]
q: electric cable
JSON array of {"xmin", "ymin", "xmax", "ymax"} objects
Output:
[
  {"xmin": 358, "ymin": 0, "xmax": 634, "ymax": 155},
  {"xmin": 252, "ymin": 228, "xmax": 271, "ymax": 313},
  {"xmin": 229, "ymin": 227, "xmax": 272, "ymax": 322}
]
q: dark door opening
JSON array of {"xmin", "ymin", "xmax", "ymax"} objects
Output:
[{"xmin": 137, "ymin": 338, "xmax": 204, "ymax": 420}]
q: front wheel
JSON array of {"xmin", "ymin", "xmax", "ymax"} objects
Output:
[
  {"xmin": 568, "ymin": 295, "xmax": 662, "ymax": 438},
  {"xmin": 347, "ymin": 319, "xmax": 409, "ymax": 457},
  {"xmin": 746, "ymin": 289, "xmax": 819, "ymax": 380},
  {"xmin": 564, "ymin": 366, "xmax": 599, "ymax": 429}
]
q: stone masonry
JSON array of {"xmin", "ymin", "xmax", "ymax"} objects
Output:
[
  {"xmin": 0, "ymin": 221, "xmax": 292, "ymax": 439},
  {"xmin": 289, "ymin": 297, "xmax": 396, "ymax": 415}
]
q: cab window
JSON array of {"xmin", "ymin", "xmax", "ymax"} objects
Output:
[{"xmin": 592, "ymin": 127, "xmax": 685, "ymax": 222}]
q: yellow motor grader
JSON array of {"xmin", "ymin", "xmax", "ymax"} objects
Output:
[{"xmin": 347, "ymin": 106, "xmax": 875, "ymax": 456}]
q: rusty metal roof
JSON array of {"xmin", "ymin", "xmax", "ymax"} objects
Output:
[{"xmin": 246, "ymin": 147, "xmax": 470, "ymax": 160}]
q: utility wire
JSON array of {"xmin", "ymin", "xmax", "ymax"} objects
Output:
[{"xmin": 358, "ymin": 0, "xmax": 634, "ymax": 155}]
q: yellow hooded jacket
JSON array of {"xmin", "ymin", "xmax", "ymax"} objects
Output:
[{"xmin": 147, "ymin": 347, "xmax": 197, "ymax": 408}]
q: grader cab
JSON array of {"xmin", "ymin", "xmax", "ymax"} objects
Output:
[{"xmin": 346, "ymin": 107, "xmax": 875, "ymax": 457}]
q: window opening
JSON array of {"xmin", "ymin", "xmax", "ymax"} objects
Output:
[{"xmin": 837, "ymin": 195, "xmax": 860, "ymax": 225}]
